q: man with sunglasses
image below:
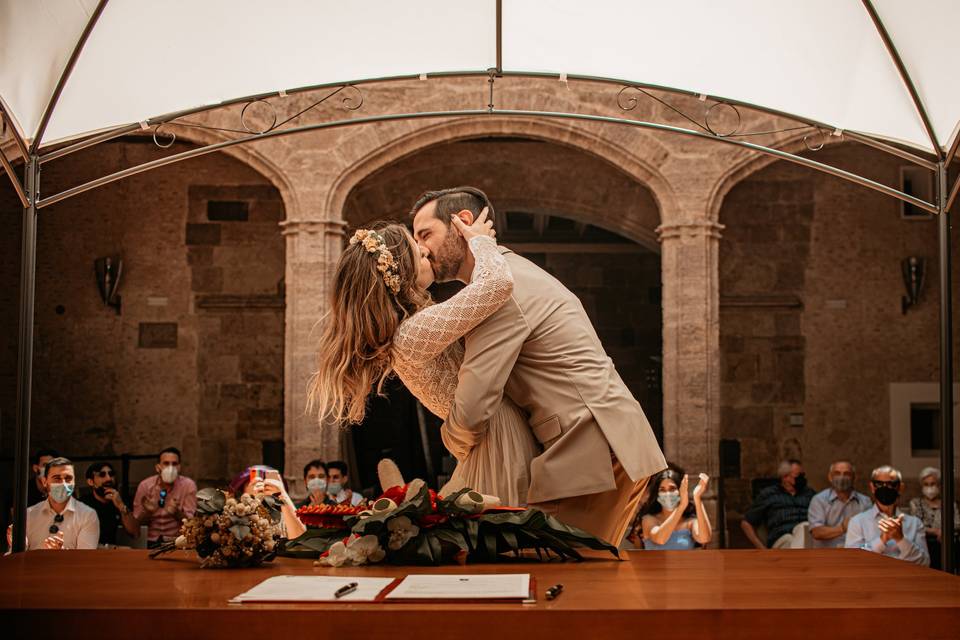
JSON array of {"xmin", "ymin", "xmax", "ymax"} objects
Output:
[
  {"xmin": 81, "ymin": 461, "xmax": 139, "ymax": 546},
  {"xmin": 19, "ymin": 457, "xmax": 99, "ymax": 550},
  {"xmin": 845, "ymin": 465, "xmax": 929, "ymax": 566}
]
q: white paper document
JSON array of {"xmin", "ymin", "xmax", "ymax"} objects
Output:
[
  {"xmin": 230, "ymin": 575, "xmax": 396, "ymax": 603},
  {"xmin": 385, "ymin": 573, "xmax": 531, "ymax": 600}
]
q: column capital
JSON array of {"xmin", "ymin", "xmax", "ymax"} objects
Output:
[
  {"xmin": 279, "ymin": 219, "xmax": 347, "ymax": 238},
  {"xmin": 656, "ymin": 221, "xmax": 725, "ymax": 242}
]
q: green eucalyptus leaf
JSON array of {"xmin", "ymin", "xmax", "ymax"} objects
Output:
[{"xmin": 195, "ymin": 487, "xmax": 226, "ymax": 514}]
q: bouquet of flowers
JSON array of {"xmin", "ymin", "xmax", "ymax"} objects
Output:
[
  {"xmin": 280, "ymin": 461, "xmax": 618, "ymax": 566},
  {"xmin": 149, "ymin": 487, "xmax": 283, "ymax": 568}
]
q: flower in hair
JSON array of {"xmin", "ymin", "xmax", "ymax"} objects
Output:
[{"xmin": 350, "ymin": 229, "xmax": 402, "ymax": 294}]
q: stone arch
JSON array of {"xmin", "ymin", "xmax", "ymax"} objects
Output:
[
  {"xmin": 326, "ymin": 116, "xmax": 679, "ymax": 241},
  {"xmin": 706, "ymin": 132, "xmax": 833, "ymax": 224}
]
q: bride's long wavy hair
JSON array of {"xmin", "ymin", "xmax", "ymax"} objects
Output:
[{"xmin": 306, "ymin": 223, "xmax": 430, "ymax": 425}]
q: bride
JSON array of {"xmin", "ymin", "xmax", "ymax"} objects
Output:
[{"xmin": 307, "ymin": 211, "xmax": 539, "ymax": 505}]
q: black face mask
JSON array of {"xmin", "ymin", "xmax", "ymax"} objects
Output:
[
  {"xmin": 793, "ymin": 474, "xmax": 807, "ymax": 493},
  {"xmin": 874, "ymin": 486, "xmax": 899, "ymax": 506}
]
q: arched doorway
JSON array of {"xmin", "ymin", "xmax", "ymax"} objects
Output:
[{"xmin": 341, "ymin": 136, "xmax": 663, "ymax": 491}]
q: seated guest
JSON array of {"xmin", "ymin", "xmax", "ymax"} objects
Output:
[
  {"xmin": 741, "ymin": 459, "xmax": 815, "ymax": 549},
  {"xmin": 81, "ymin": 461, "xmax": 139, "ymax": 546},
  {"xmin": 808, "ymin": 459, "xmax": 872, "ymax": 548},
  {"xmin": 908, "ymin": 466, "xmax": 958, "ymax": 569},
  {"xmin": 297, "ymin": 460, "xmax": 330, "ymax": 508},
  {"xmin": 2, "ymin": 448, "xmax": 59, "ymax": 551},
  {"xmin": 325, "ymin": 460, "xmax": 363, "ymax": 506},
  {"xmin": 23, "ymin": 457, "xmax": 98, "ymax": 550},
  {"xmin": 637, "ymin": 469, "xmax": 712, "ymax": 550},
  {"xmin": 845, "ymin": 465, "xmax": 929, "ymax": 566},
  {"xmin": 29, "ymin": 448, "xmax": 59, "ymax": 506},
  {"xmin": 230, "ymin": 465, "xmax": 306, "ymax": 539},
  {"xmin": 133, "ymin": 447, "xmax": 197, "ymax": 549}
]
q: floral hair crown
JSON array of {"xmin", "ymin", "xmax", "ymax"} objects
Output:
[{"xmin": 349, "ymin": 229, "xmax": 401, "ymax": 294}]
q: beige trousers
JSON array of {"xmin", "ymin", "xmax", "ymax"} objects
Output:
[{"xmin": 530, "ymin": 458, "xmax": 651, "ymax": 546}]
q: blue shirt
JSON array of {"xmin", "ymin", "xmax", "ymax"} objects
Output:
[
  {"xmin": 845, "ymin": 505, "xmax": 930, "ymax": 566},
  {"xmin": 644, "ymin": 527, "xmax": 697, "ymax": 550},
  {"xmin": 807, "ymin": 488, "xmax": 873, "ymax": 548}
]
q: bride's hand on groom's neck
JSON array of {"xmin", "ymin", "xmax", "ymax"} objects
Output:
[{"xmin": 452, "ymin": 207, "xmax": 495, "ymax": 242}]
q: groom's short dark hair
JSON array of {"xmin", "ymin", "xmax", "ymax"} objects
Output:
[{"xmin": 409, "ymin": 186, "xmax": 494, "ymax": 225}]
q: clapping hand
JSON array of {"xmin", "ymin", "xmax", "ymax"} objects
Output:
[
  {"xmin": 42, "ymin": 531, "xmax": 64, "ymax": 550},
  {"xmin": 163, "ymin": 495, "xmax": 181, "ymax": 517},
  {"xmin": 451, "ymin": 207, "xmax": 495, "ymax": 242},
  {"xmin": 679, "ymin": 474, "xmax": 690, "ymax": 510},
  {"xmin": 879, "ymin": 515, "xmax": 904, "ymax": 542},
  {"xmin": 692, "ymin": 473, "xmax": 710, "ymax": 501}
]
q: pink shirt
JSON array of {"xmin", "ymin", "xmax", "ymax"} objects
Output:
[{"xmin": 132, "ymin": 475, "xmax": 197, "ymax": 541}]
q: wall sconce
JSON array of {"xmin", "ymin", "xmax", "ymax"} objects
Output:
[
  {"xmin": 901, "ymin": 256, "xmax": 925, "ymax": 314},
  {"xmin": 95, "ymin": 256, "xmax": 123, "ymax": 314}
]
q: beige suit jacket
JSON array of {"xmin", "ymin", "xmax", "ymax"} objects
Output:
[{"xmin": 444, "ymin": 247, "xmax": 667, "ymax": 504}]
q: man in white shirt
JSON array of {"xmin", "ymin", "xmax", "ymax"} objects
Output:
[
  {"xmin": 845, "ymin": 465, "xmax": 929, "ymax": 566},
  {"xmin": 24, "ymin": 457, "xmax": 99, "ymax": 550},
  {"xmin": 325, "ymin": 461, "xmax": 363, "ymax": 506}
]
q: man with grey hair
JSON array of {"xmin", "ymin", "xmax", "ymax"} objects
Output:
[
  {"xmin": 741, "ymin": 459, "xmax": 814, "ymax": 549},
  {"xmin": 808, "ymin": 459, "xmax": 872, "ymax": 548},
  {"xmin": 845, "ymin": 465, "xmax": 929, "ymax": 566}
]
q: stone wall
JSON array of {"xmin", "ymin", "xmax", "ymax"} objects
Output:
[
  {"xmin": 0, "ymin": 140, "xmax": 285, "ymax": 487},
  {"xmin": 719, "ymin": 144, "xmax": 960, "ymax": 544}
]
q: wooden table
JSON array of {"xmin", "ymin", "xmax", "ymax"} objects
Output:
[{"xmin": 1, "ymin": 549, "xmax": 958, "ymax": 639}]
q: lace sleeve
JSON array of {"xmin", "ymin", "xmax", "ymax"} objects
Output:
[{"xmin": 393, "ymin": 236, "xmax": 513, "ymax": 364}]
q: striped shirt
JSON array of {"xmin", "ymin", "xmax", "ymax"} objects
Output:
[
  {"xmin": 744, "ymin": 483, "xmax": 815, "ymax": 548},
  {"xmin": 132, "ymin": 475, "xmax": 197, "ymax": 542}
]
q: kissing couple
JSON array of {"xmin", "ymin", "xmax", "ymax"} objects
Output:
[{"xmin": 309, "ymin": 186, "xmax": 666, "ymax": 545}]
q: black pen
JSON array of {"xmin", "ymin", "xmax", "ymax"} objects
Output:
[
  {"xmin": 334, "ymin": 582, "xmax": 359, "ymax": 599},
  {"xmin": 545, "ymin": 583, "xmax": 564, "ymax": 600}
]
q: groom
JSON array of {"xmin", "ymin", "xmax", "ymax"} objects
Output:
[{"xmin": 411, "ymin": 186, "xmax": 667, "ymax": 544}]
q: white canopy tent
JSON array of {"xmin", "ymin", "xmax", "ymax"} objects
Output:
[{"xmin": 2, "ymin": 0, "xmax": 958, "ymax": 558}]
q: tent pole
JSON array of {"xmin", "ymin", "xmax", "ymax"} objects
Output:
[
  {"xmin": 937, "ymin": 161, "xmax": 955, "ymax": 573},
  {"xmin": 29, "ymin": 0, "xmax": 109, "ymax": 153},
  {"xmin": 0, "ymin": 146, "xmax": 27, "ymax": 207},
  {"xmin": 11, "ymin": 155, "xmax": 39, "ymax": 553},
  {"xmin": 861, "ymin": 0, "xmax": 942, "ymax": 160}
]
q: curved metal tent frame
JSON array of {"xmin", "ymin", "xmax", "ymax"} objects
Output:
[{"xmin": 1, "ymin": 0, "xmax": 956, "ymax": 566}]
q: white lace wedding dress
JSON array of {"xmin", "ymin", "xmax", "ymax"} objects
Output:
[{"xmin": 391, "ymin": 236, "xmax": 539, "ymax": 505}]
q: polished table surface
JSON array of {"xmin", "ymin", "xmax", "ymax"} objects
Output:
[{"xmin": 1, "ymin": 548, "xmax": 958, "ymax": 639}]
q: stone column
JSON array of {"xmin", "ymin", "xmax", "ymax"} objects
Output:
[
  {"xmin": 657, "ymin": 220, "xmax": 723, "ymax": 538},
  {"xmin": 280, "ymin": 217, "xmax": 346, "ymax": 494}
]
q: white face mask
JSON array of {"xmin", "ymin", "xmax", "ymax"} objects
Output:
[
  {"xmin": 307, "ymin": 478, "xmax": 327, "ymax": 493},
  {"xmin": 160, "ymin": 465, "xmax": 179, "ymax": 484},
  {"xmin": 922, "ymin": 485, "xmax": 940, "ymax": 500}
]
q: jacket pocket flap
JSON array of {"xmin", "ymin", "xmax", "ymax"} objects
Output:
[{"xmin": 531, "ymin": 414, "xmax": 562, "ymax": 443}]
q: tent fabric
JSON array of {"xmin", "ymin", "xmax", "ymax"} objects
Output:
[{"xmin": 1, "ymin": 0, "xmax": 958, "ymax": 153}]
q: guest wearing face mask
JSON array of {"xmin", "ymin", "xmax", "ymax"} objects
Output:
[
  {"xmin": 634, "ymin": 468, "xmax": 712, "ymax": 550},
  {"xmin": 133, "ymin": 447, "xmax": 197, "ymax": 549},
  {"xmin": 325, "ymin": 461, "xmax": 363, "ymax": 506},
  {"xmin": 845, "ymin": 465, "xmax": 929, "ymax": 566},
  {"xmin": 807, "ymin": 459, "xmax": 872, "ymax": 548},
  {"xmin": 741, "ymin": 459, "xmax": 815, "ymax": 549},
  {"xmin": 19, "ymin": 457, "xmax": 99, "ymax": 550},
  {"xmin": 908, "ymin": 467, "xmax": 959, "ymax": 570},
  {"xmin": 297, "ymin": 460, "xmax": 331, "ymax": 508},
  {"xmin": 80, "ymin": 461, "xmax": 139, "ymax": 546}
]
